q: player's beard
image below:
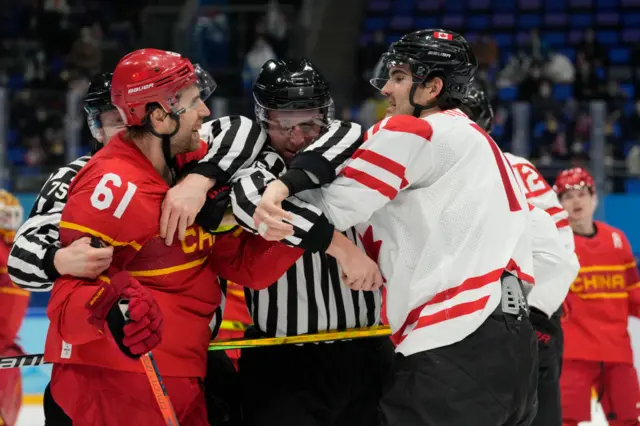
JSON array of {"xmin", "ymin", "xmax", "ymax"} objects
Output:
[{"xmin": 171, "ymin": 122, "xmax": 202, "ymax": 155}]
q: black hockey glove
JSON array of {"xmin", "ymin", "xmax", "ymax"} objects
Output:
[
  {"xmin": 529, "ymin": 307, "xmax": 557, "ymax": 348},
  {"xmin": 195, "ymin": 184, "xmax": 237, "ymax": 234}
]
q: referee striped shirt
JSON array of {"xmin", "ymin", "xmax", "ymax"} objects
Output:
[{"xmin": 230, "ymin": 120, "xmax": 383, "ymax": 337}]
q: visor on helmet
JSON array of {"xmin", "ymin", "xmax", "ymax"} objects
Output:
[
  {"xmin": 166, "ymin": 64, "xmax": 217, "ymax": 116},
  {"xmin": 370, "ymin": 52, "xmax": 432, "ymax": 91},
  {"xmin": 253, "ymin": 93, "xmax": 334, "ymax": 132}
]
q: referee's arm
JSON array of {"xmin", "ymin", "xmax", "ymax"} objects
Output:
[
  {"xmin": 230, "ymin": 149, "xmax": 334, "ymax": 253},
  {"xmin": 8, "ymin": 156, "xmax": 111, "ymax": 291},
  {"xmin": 7, "ymin": 159, "xmax": 86, "ymax": 291}
]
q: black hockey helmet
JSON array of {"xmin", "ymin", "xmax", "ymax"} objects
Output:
[
  {"xmin": 371, "ymin": 29, "xmax": 478, "ymax": 117},
  {"xmin": 83, "ymin": 72, "xmax": 115, "ymax": 148},
  {"xmin": 461, "ymin": 80, "xmax": 494, "ymax": 133},
  {"xmin": 253, "ymin": 58, "xmax": 334, "ymax": 130}
]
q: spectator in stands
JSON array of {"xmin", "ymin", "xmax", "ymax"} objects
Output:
[
  {"xmin": 265, "ymin": 0, "xmax": 289, "ymax": 58},
  {"xmin": 574, "ymin": 52, "xmax": 604, "ymax": 101},
  {"xmin": 67, "ymin": 25, "xmax": 103, "ymax": 79},
  {"xmin": 577, "ymin": 28, "xmax": 607, "ymax": 69},
  {"xmin": 518, "ymin": 63, "xmax": 546, "ymax": 101},
  {"xmin": 604, "ymin": 78, "xmax": 628, "ymax": 115},
  {"xmin": 623, "ymin": 100, "xmax": 640, "ymax": 142}
]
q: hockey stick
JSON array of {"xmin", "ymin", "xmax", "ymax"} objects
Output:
[
  {"xmin": 208, "ymin": 325, "xmax": 392, "ymax": 350},
  {"xmin": 140, "ymin": 352, "xmax": 180, "ymax": 426},
  {"xmin": 0, "ymin": 326, "xmax": 393, "ymax": 369}
]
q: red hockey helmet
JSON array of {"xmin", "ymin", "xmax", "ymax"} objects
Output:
[
  {"xmin": 111, "ymin": 49, "xmax": 216, "ymax": 126},
  {"xmin": 553, "ymin": 167, "xmax": 595, "ymax": 196}
]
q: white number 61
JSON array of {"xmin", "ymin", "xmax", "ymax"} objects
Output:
[{"xmin": 90, "ymin": 173, "xmax": 137, "ymax": 219}]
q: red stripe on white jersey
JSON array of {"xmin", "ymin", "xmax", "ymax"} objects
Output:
[
  {"xmin": 555, "ymin": 218, "xmax": 570, "ymax": 229},
  {"xmin": 545, "ymin": 206, "xmax": 564, "ymax": 216},
  {"xmin": 382, "ymin": 115, "xmax": 434, "ymax": 141},
  {"xmin": 390, "ymin": 259, "xmax": 532, "ymax": 346},
  {"xmin": 342, "ymin": 166, "xmax": 398, "ymax": 200},
  {"xmin": 407, "ymin": 296, "xmax": 491, "ymax": 343},
  {"xmin": 352, "ymin": 149, "xmax": 406, "ymax": 181}
]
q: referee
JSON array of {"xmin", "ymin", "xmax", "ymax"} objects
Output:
[{"xmin": 230, "ymin": 58, "xmax": 394, "ymax": 426}]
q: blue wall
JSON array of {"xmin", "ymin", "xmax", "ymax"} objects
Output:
[{"xmin": 603, "ymin": 195, "xmax": 640, "ymax": 255}]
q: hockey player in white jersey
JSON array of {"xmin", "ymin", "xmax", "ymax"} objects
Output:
[
  {"xmin": 252, "ymin": 29, "xmax": 540, "ymax": 425},
  {"xmin": 462, "ymin": 81, "xmax": 579, "ymax": 426}
]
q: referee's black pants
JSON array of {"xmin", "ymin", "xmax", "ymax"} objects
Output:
[
  {"xmin": 530, "ymin": 315, "xmax": 563, "ymax": 426},
  {"xmin": 239, "ymin": 328, "xmax": 394, "ymax": 426},
  {"xmin": 380, "ymin": 310, "xmax": 539, "ymax": 426}
]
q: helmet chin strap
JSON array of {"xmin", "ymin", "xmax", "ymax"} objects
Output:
[
  {"xmin": 148, "ymin": 114, "xmax": 181, "ymax": 184},
  {"xmin": 408, "ymin": 82, "xmax": 438, "ymax": 118}
]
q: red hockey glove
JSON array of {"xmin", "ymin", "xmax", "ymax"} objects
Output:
[{"xmin": 86, "ymin": 271, "xmax": 164, "ymax": 358}]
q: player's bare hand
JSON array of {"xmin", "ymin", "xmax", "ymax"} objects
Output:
[
  {"xmin": 253, "ymin": 180, "xmax": 294, "ymax": 241},
  {"xmin": 161, "ymin": 174, "xmax": 214, "ymax": 245},
  {"xmin": 327, "ymin": 232, "xmax": 383, "ymax": 291},
  {"xmin": 54, "ymin": 237, "xmax": 113, "ymax": 278}
]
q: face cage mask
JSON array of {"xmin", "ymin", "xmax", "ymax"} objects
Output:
[
  {"xmin": 164, "ymin": 64, "xmax": 217, "ymax": 117},
  {"xmin": 254, "ymin": 96, "xmax": 334, "ymax": 134}
]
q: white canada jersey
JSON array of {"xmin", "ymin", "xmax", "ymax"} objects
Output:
[
  {"xmin": 527, "ymin": 204, "xmax": 580, "ymax": 317},
  {"xmin": 299, "ymin": 110, "xmax": 534, "ymax": 356},
  {"xmin": 504, "ymin": 153, "xmax": 574, "ymax": 253}
]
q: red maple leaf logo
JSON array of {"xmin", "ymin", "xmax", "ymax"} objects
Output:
[
  {"xmin": 359, "ymin": 225, "xmax": 382, "ymax": 264},
  {"xmin": 359, "ymin": 225, "xmax": 389, "ymax": 324}
]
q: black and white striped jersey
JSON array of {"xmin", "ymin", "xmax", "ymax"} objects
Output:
[
  {"xmin": 230, "ymin": 122, "xmax": 382, "ymax": 337},
  {"xmin": 8, "ymin": 155, "xmax": 91, "ymax": 291}
]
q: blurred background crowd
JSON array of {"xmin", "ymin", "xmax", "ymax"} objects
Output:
[{"xmin": 2, "ymin": 0, "xmax": 640, "ymax": 196}]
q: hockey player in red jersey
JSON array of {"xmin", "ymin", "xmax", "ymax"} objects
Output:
[
  {"xmin": 0, "ymin": 190, "xmax": 29, "ymax": 426},
  {"xmin": 554, "ymin": 167, "xmax": 640, "ymax": 426},
  {"xmin": 44, "ymin": 49, "xmax": 305, "ymax": 426}
]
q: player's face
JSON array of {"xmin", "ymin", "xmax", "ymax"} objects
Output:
[
  {"xmin": 99, "ymin": 110, "xmax": 125, "ymax": 145},
  {"xmin": 559, "ymin": 188, "xmax": 597, "ymax": 222},
  {"xmin": 173, "ymin": 84, "xmax": 210, "ymax": 154},
  {"xmin": 266, "ymin": 109, "xmax": 324, "ymax": 164},
  {"xmin": 380, "ymin": 65, "xmax": 415, "ymax": 116}
]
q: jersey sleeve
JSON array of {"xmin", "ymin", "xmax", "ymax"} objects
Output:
[
  {"xmin": 210, "ymin": 228, "xmax": 303, "ymax": 290},
  {"xmin": 47, "ymin": 164, "xmax": 155, "ymax": 345},
  {"xmin": 7, "ymin": 156, "xmax": 89, "ymax": 291},
  {"xmin": 526, "ymin": 205, "xmax": 580, "ymax": 317},
  {"xmin": 230, "ymin": 149, "xmax": 334, "ymax": 252},
  {"xmin": 284, "ymin": 120, "xmax": 364, "ymax": 187},
  {"xmin": 297, "ymin": 115, "xmax": 434, "ymax": 231},
  {"xmin": 188, "ymin": 116, "xmax": 267, "ymax": 183}
]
